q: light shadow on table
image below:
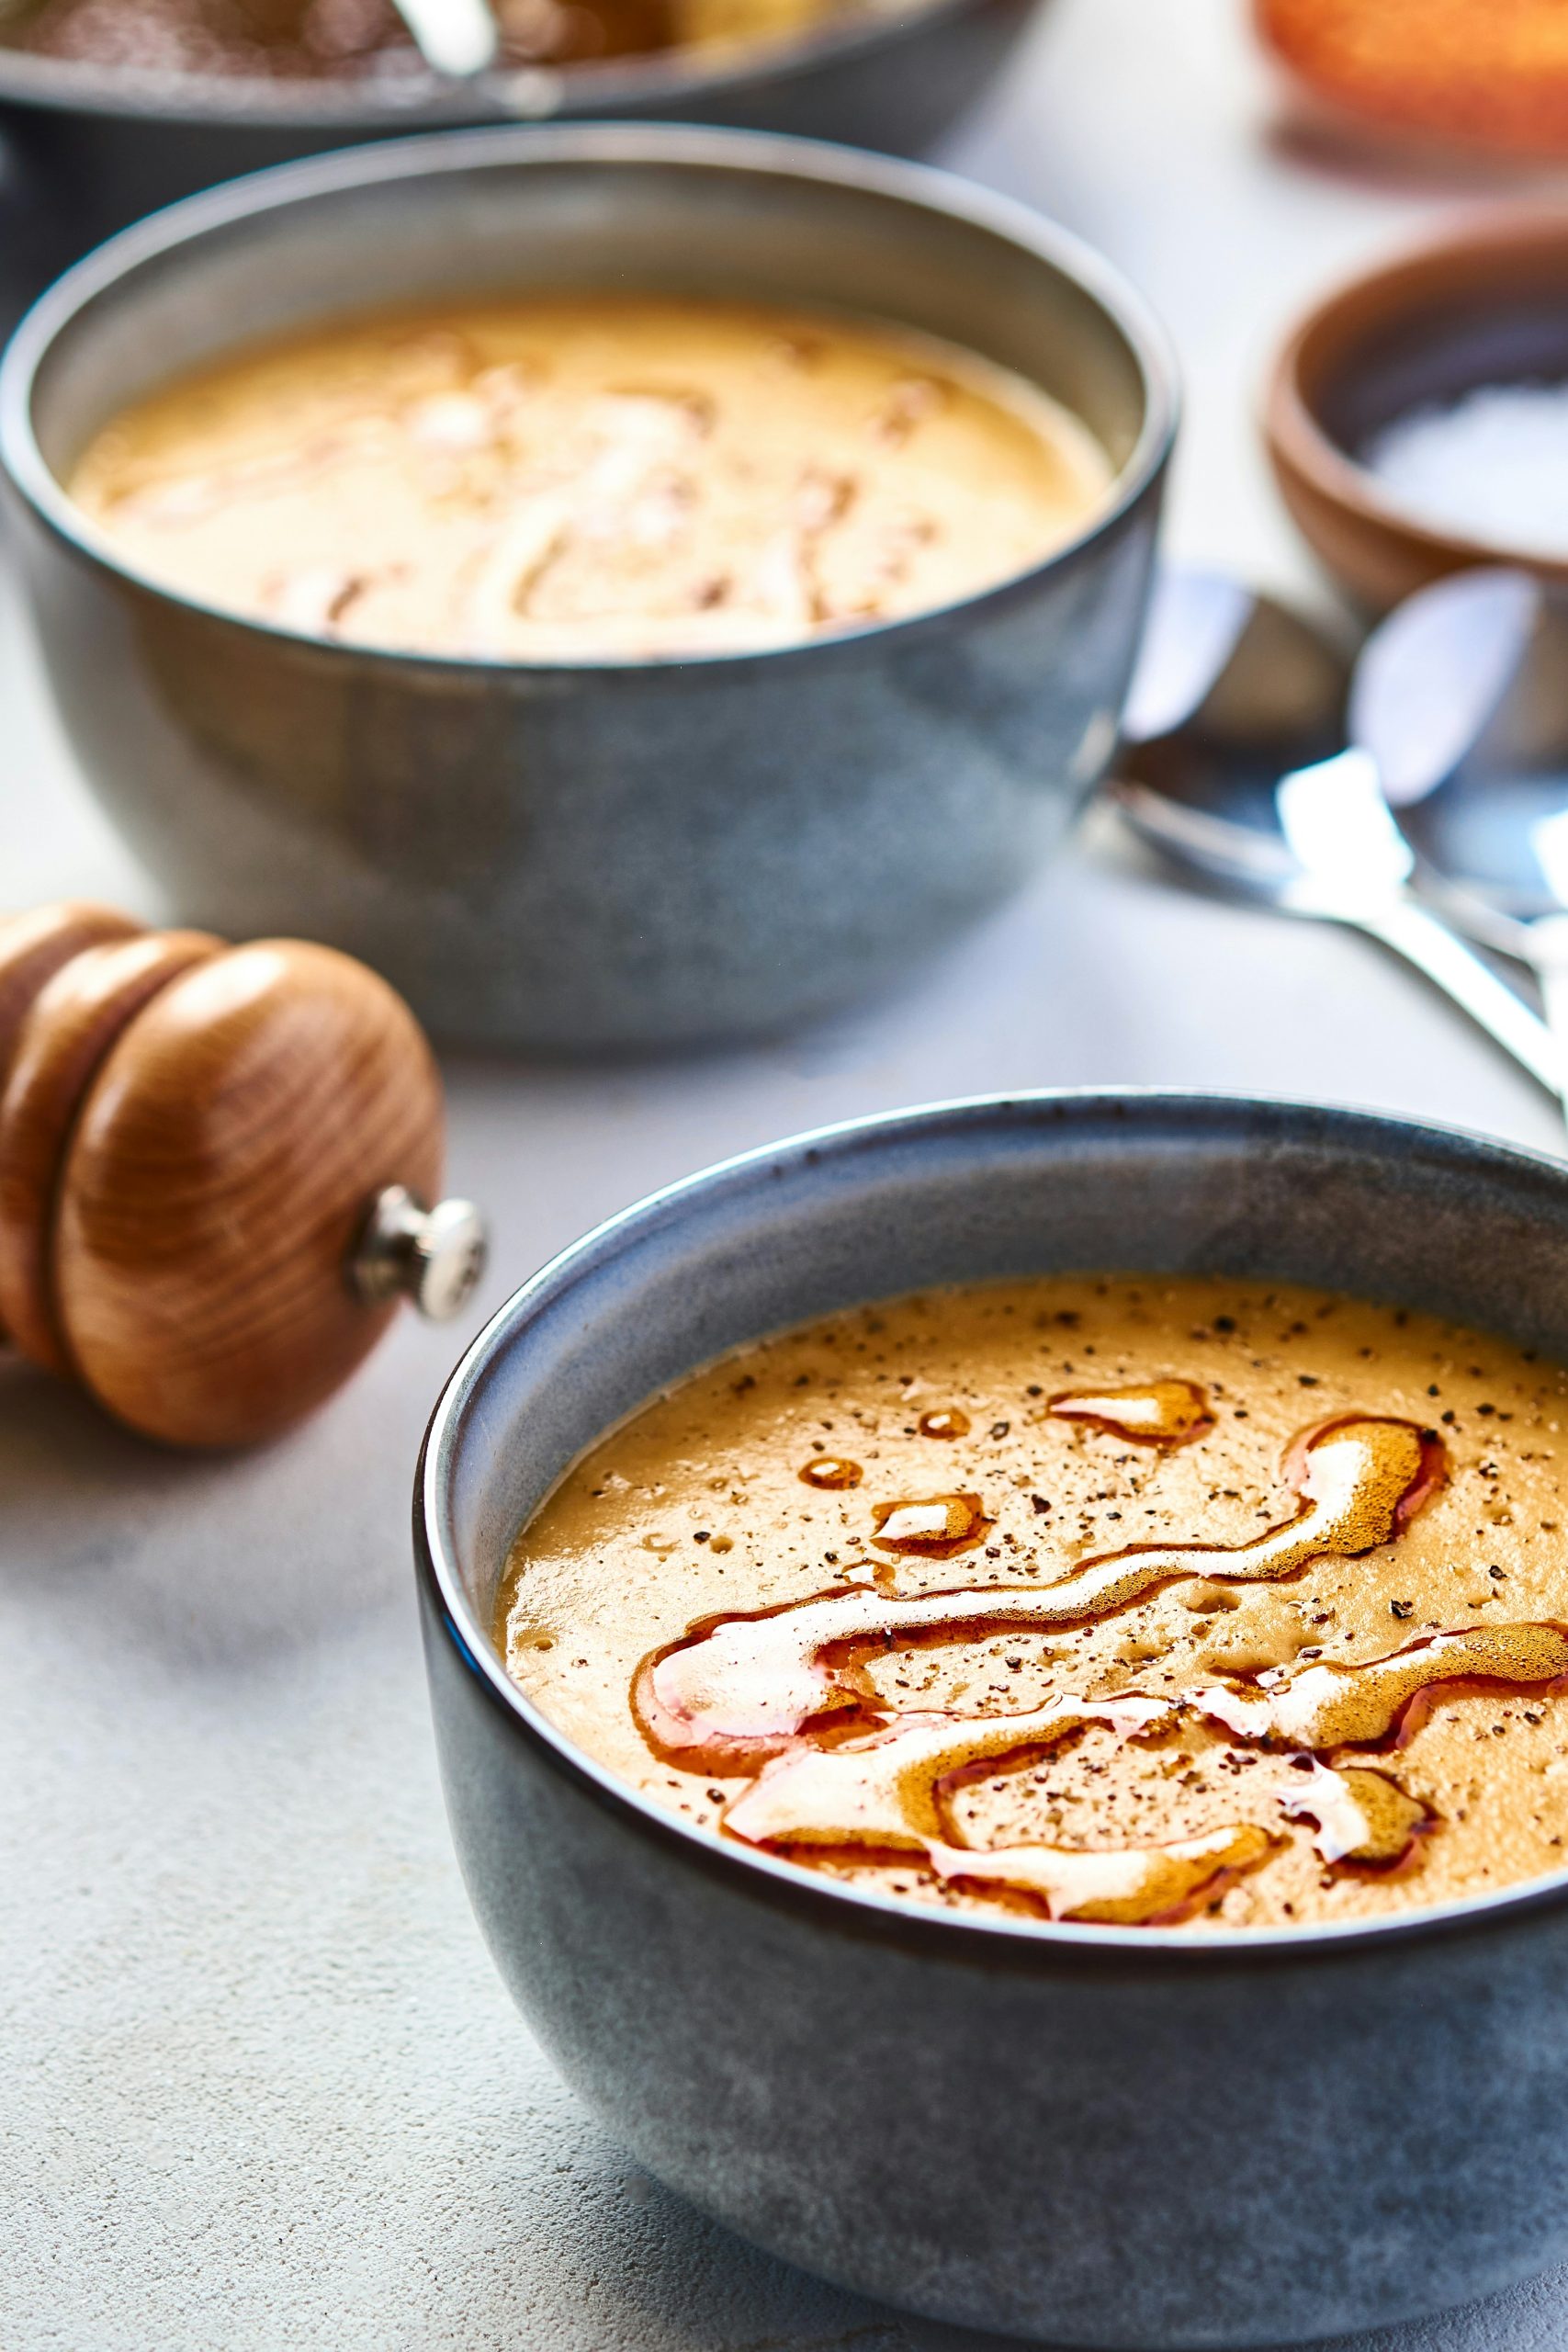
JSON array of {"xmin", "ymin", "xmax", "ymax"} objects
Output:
[
  {"xmin": 447, "ymin": 2130, "xmax": 1568, "ymax": 2352},
  {"xmin": 0, "ymin": 1321, "xmax": 442, "ymax": 1672},
  {"xmin": 448, "ymin": 2100, "xmax": 1568, "ymax": 2352}
]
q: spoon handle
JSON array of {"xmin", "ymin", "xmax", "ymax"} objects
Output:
[
  {"xmin": 1347, "ymin": 895, "xmax": 1565, "ymax": 1100},
  {"xmin": 1519, "ymin": 913, "xmax": 1568, "ymax": 1123},
  {"xmin": 390, "ymin": 0, "xmax": 498, "ymax": 74}
]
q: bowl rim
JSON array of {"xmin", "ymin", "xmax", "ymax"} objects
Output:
[
  {"xmin": 1264, "ymin": 202, "xmax": 1568, "ymax": 585},
  {"xmin": 417, "ymin": 1083, "xmax": 1568, "ymax": 1970},
  {"xmin": 0, "ymin": 0, "xmax": 1002, "ymax": 129},
  {"xmin": 0, "ymin": 118, "xmax": 1179, "ymax": 683}
]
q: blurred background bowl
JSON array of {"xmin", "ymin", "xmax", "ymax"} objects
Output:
[
  {"xmin": 1266, "ymin": 209, "xmax": 1568, "ymax": 614},
  {"xmin": 0, "ymin": 124, "xmax": 1175, "ymax": 1053},
  {"xmin": 1256, "ymin": 0, "xmax": 1568, "ymax": 164},
  {"xmin": 0, "ymin": 0, "xmax": 1046, "ymax": 298}
]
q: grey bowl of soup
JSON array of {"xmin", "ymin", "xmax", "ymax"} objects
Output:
[
  {"xmin": 419, "ymin": 1089, "xmax": 1568, "ymax": 2344},
  {"xmin": 0, "ymin": 125, "xmax": 1174, "ymax": 1049}
]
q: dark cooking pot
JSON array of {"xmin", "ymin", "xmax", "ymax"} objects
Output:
[{"xmin": 0, "ymin": 0, "xmax": 1043, "ymax": 304}]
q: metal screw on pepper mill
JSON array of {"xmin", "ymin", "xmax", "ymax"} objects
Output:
[
  {"xmin": 0, "ymin": 900, "xmax": 491, "ymax": 1448},
  {"xmin": 352, "ymin": 1184, "xmax": 489, "ymax": 1321}
]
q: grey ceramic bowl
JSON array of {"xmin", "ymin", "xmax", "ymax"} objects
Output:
[
  {"xmin": 0, "ymin": 125, "xmax": 1174, "ymax": 1051},
  {"xmin": 418, "ymin": 1090, "xmax": 1568, "ymax": 2349},
  {"xmin": 0, "ymin": 0, "xmax": 1044, "ymax": 276}
]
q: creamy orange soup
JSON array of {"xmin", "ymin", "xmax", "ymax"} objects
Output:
[
  {"xmin": 68, "ymin": 295, "xmax": 1112, "ymax": 661},
  {"xmin": 499, "ymin": 1275, "xmax": 1568, "ymax": 1931}
]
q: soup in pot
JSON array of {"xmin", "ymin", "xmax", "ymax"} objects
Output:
[{"xmin": 68, "ymin": 294, "xmax": 1113, "ymax": 662}]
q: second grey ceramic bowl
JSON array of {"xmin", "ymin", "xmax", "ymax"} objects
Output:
[
  {"xmin": 0, "ymin": 126, "xmax": 1174, "ymax": 1050},
  {"xmin": 419, "ymin": 1091, "xmax": 1568, "ymax": 2348}
]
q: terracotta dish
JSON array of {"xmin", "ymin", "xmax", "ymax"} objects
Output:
[
  {"xmin": 1266, "ymin": 209, "xmax": 1568, "ymax": 613},
  {"xmin": 1258, "ymin": 0, "xmax": 1568, "ymax": 162}
]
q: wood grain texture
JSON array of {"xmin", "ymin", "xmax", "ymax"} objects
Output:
[
  {"xmin": 0, "ymin": 904, "xmax": 144, "ymax": 1345},
  {"xmin": 0, "ymin": 903, "xmax": 144, "ymax": 1093},
  {"xmin": 53, "ymin": 940, "xmax": 446, "ymax": 1447},
  {"xmin": 0, "ymin": 929, "xmax": 220, "ymax": 1371}
]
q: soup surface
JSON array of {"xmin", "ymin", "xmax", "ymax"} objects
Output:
[
  {"xmin": 67, "ymin": 295, "xmax": 1112, "ymax": 662},
  {"xmin": 498, "ymin": 1275, "xmax": 1568, "ymax": 1931}
]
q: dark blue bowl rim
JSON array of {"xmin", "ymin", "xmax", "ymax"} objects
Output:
[
  {"xmin": 0, "ymin": 120, "xmax": 1178, "ymax": 683},
  {"xmin": 417, "ymin": 1085, "xmax": 1568, "ymax": 1969}
]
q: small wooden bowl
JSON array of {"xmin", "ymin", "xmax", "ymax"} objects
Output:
[{"xmin": 1266, "ymin": 209, "xmax": 1568, "ymax": 614}]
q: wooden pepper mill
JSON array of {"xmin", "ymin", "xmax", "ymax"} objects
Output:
[{"xmin": 0, "ymin": 901, "xmax": 487, "ymax": 1448}]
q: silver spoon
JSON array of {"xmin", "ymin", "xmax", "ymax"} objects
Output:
[
  {"xmin": 1114, "ymin": 569, "xmax": 1562, "ymax": 1098},
  {"xmin": 390, "ymin": 0, "xmax": 499, "ymax": 76},
  {"xmin": 1353, "ymin": 567, "xmax": 1568, "ymax": 1114}
]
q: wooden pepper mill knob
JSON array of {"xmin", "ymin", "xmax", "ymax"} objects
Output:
[{"xmin": 0, "ymin": 902, "xmax": 487, "ymax": 1448}]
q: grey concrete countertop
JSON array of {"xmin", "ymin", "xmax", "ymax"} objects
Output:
[{"xmin": 6, "ymin": 3, "xmax": 1568, "ymax": 2345}]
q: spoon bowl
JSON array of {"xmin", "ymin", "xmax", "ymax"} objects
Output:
[
  {"xmin": 1113, "ymin": 568, "xmax": 1562, "ymax": 1102},
  {"xmin": 1115, "ymin": 569, "xmax": 1349, "ymax": 898},
  {"xmin": 1354, "ymin": 568, "xmax": 1568, "ymax": 923}
]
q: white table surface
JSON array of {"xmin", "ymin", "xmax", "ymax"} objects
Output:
[{"xmin": 6, "ymin": 5, "xmax": 1568, "ymax": 2345}]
